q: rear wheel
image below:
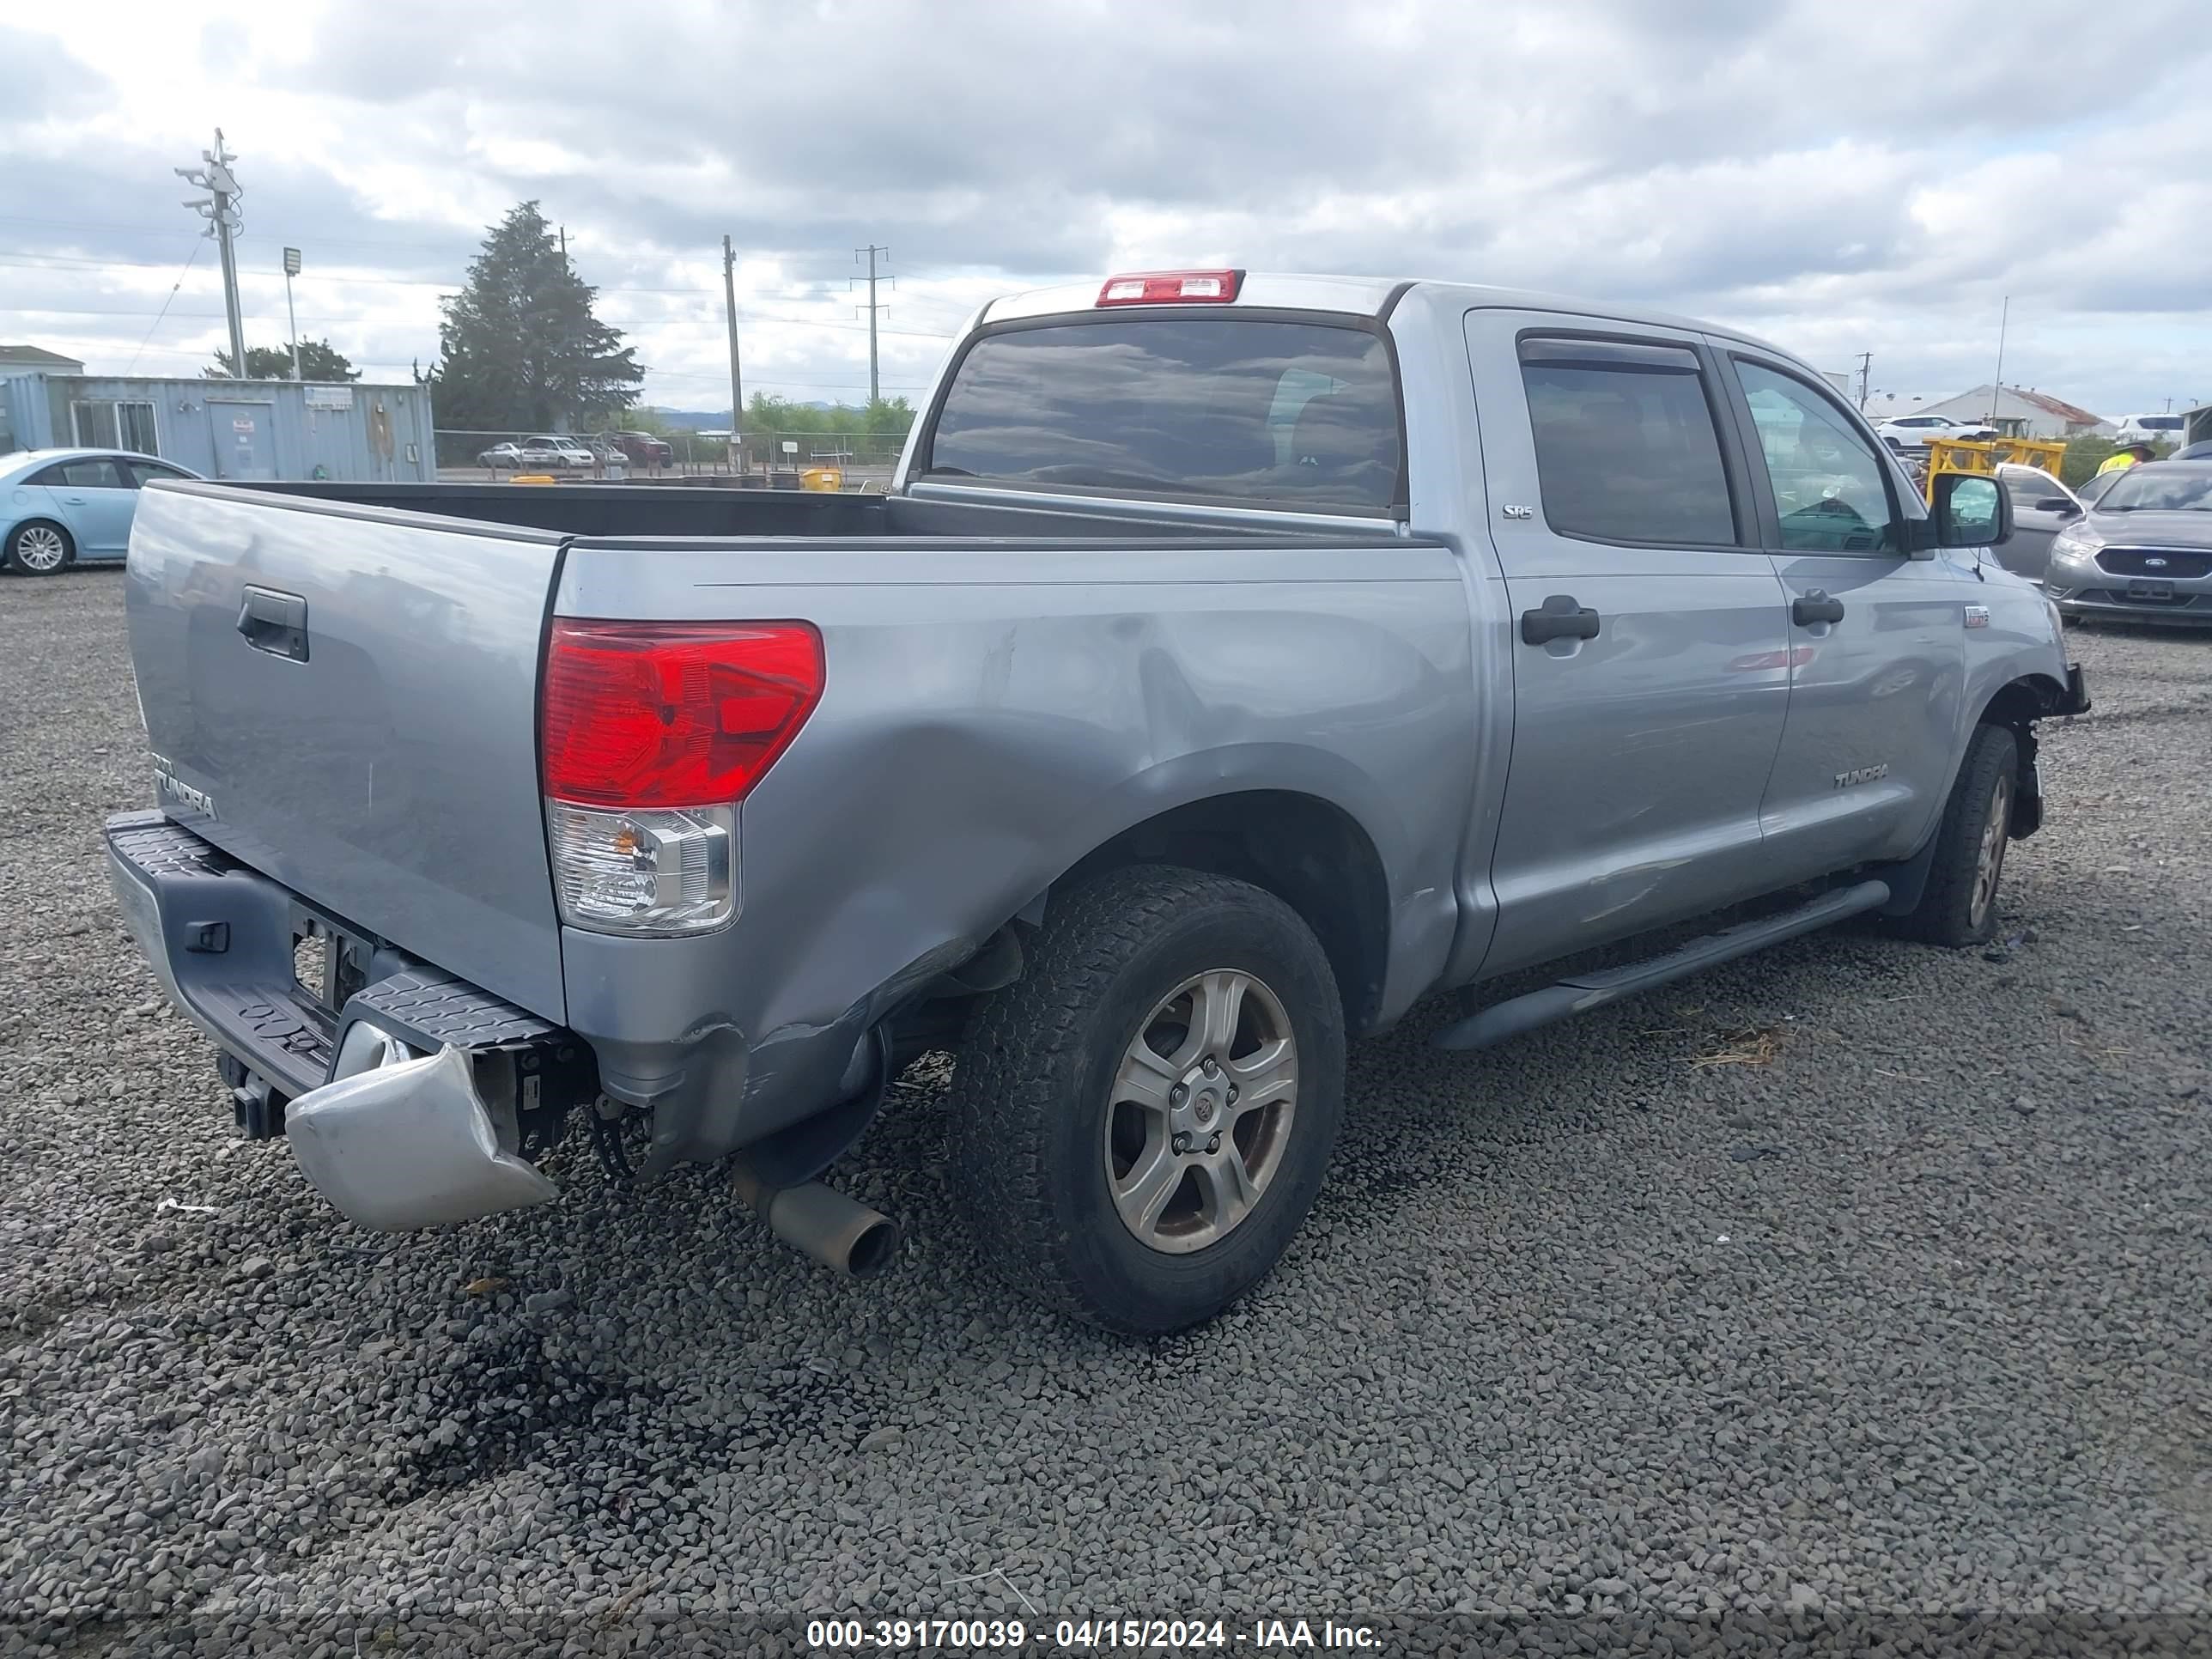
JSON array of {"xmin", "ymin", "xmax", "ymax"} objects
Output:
[
  {"xmin": 1896, "ymin": 723, "xmax": 2018, "ymax": 947},
  {"xmin": 3, "ymin": 520, "xmax": 72, "ymax": 575},
  {"xmin": 952, "ymin": 865, "xmax": 1345, "ymax": 1334}
]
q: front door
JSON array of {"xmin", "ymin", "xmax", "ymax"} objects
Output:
[
  {"xmin": 1717, "ymin": 352, "xmax": 1968, "ymax": 878},
  {"xmin": 1993, "ymin": 464, "xmax": 2077, "ymax": 583},
  {"xmin": 209, "ymin": 403, "xmax": 276, "ymax": 481},
  {"xmin": 1466, "ymin": 312, "xmax": 1794, "ymax": 978},
  {"xmin": 31, "ymin": 455, "xmax": 136, "ymax": 556}
]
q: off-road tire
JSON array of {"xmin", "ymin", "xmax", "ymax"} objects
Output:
[
  {"xmin": 952, "ymin": 865, "xmax": 1346, "ymax": 1335},
  {"xmin": 1895, "ymin": 722, "xmax": 2019, "ymax": 947}
]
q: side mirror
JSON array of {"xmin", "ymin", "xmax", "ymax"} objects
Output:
[
  {"xmin": 2038, "ymin": 497, "xmax": 2082, "ymax": 519},
  {"xmin": 1934, "ymin": 471, "xmax": 2011, "ymax": 549}
]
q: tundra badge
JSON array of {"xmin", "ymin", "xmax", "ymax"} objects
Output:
[{"xmin": 150, "ymin": 753, "xmax": 217, "ymax": 819}]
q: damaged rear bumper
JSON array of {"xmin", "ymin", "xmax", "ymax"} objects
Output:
[
  {"xmin": 284, "ymin": 1041, "xmax": 556, "ymax": 1231},
  {"xmin": 105, "ymin": 810, "xmax": 585, "ymax": 1230}
]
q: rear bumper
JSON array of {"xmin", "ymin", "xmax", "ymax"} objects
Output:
[
  {"xmin": 107, "ymin": 808, "xmax": 904, "ymax": 1200},
  {"xmin": 106, "ymin": 810, "xmax": 571, "ymax": 1230}
]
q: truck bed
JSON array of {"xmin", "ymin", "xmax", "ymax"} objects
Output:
[
  {"xmin": 220, "ymin": 480, "xmax": 1386, "ymax": 545},
  {"xmin": 122, "ymin": 477, "xmax": 1429, "ymax": 1054}
]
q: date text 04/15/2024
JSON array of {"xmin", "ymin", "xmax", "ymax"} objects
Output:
[{"xmin": 804, "ymin": 1618, "xmax": 1379, "ymax": 1650}]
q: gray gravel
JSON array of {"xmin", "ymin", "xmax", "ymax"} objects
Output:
[{"xmin": 3, "ymin": 571, "xmax": 2209, "ymax": 1654}]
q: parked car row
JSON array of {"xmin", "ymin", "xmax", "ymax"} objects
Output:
[
  {"xmin": 475, "ymin": 432, "xmax": 675, "ymax": 471},
  {"xmin": 476, "ymin": 436, "xmax": 596, "ymax": 471},
  {"xmin": 3, "ymin": 448, "xmax": 202, "ymax": 574}
]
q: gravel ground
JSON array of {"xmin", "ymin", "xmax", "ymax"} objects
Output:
[{"xmin": 2, "ymin": 570, "xmax": 2209, "ymax": 1656}]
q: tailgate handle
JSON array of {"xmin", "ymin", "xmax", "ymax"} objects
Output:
[{"xmin": 237, "ymin": 586, "xmax": 309, "ymax": 663}]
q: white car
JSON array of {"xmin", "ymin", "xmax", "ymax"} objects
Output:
[
  {"xmin": 2112, "ymin": 413, "xmax": 2186, "ymax": 449},
  {"xmin": 522, "ymin": 435, "xmax": 598, "ymax": 469},
  {"xmin": 1875, "ymin": 414, "xmax": 1998, "ymax": 447}
]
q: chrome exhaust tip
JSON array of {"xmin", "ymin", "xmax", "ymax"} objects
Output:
[{"xmin": 731, "ymin": 1163, "xmax": 902, "ymax": 1278}]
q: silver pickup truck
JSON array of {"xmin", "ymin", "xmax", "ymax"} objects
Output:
[{"xmin": 107, "ymin": 270, "xmax": 2088, "ymax": 1334}]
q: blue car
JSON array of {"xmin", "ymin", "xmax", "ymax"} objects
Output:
[{"xmin": 3, "ymin": 447, "xmax": 204, "ymax": 576}]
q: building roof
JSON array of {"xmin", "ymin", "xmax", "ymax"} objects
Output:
[
  {"xmin": 0, "ymin": 344, "xmax": 87, "ymax": 370},
  {"xmin": 1917, "ymin": 383, "xmax": 2106, "ymax": 428},
  {"xmin": 2008, "ymin": 386, "xmax": 2104, "ymax": 427}
]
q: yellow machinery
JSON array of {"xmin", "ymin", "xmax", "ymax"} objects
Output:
[
  {"xmin": 799, "ymin": 466, "xmax": 845, "ymax": 493},
  {"xmin": 1921, "ymin": 436, "xmax": 2067, "ymax": 503}
]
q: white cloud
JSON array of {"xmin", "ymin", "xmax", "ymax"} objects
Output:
[{"xmin": 3, "ymin": 0, "xmax": 2208, "ymax": 416}]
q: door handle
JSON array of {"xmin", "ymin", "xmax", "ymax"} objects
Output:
[
  {"xmin": 1520, "ymin": 594, "xmax": 1601, "ymax": 645},
  {"xmin": 61, "ymin": 495, "xmax": 87, "ymax": 505},
  {"xmin": 1791, "ymin": 591, "xmax": 1846, "ymax": 627},
  {"xmin": 237, "ymin": 585, "xmax": 309, "ymax": 662}
]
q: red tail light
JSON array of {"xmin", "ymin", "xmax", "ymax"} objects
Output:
[
  {"xmin": 542, "ymin": 619, "xmax": 823, "ymax": 808},
  {"xmin": 1097, "ymin": 269, "xmax": 1244, "ymax": 306}
]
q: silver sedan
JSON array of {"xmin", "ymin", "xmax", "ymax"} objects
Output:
[{"xmin": 2045, "ymin": 460, "xmax": 2212, "ymax": 627}]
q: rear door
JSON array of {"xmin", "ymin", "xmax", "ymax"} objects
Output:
[
  {"xmin": 125, "ymin": 483, "xmax": 570, "ymax": 1018},
  {"xmin": 1717, "ymin": 349, "xmax": 1968, "ymax": 877},
  {"xmin": 1465, "ymin": 312, "xmax": 1794, "ymax": 976}
]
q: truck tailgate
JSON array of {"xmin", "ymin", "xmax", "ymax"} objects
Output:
[{"xmin": 124, "ymin": 483, "xmax": 568, "ymax": 1020}]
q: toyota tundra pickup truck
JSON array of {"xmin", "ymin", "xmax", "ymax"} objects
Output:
[{"xmin": 106, "ymin": 270, "xmax": 2089, "ymax": 1334}]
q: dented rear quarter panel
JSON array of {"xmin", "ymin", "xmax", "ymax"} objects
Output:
[{"xmin": 553, "ymin": 538, "xmax": 1478, "ymax": 1162}]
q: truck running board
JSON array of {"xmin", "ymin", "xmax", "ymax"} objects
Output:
[{"xmin": 1432, "ymin": 878, "xmax": 1893, "ymax": 1051}]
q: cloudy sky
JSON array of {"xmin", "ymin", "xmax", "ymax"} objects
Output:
[{"xmin": 4, "ymin": 0, "xmax": 2209, "ymax": 422}]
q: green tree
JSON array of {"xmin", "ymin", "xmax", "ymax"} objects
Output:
[
  {"xmin": 428, "ymin": 201, "xmax": 642, "ymax": 431},
  {"xmin": 594, "ymin": 406, "xmax": 672, "ymax": 438},
  {"xmin": 204, "ymin": 337, "xmax": 361, "ymax": 380},
  {"xmin": 2061, "ymin": 436, "xmax": 2119, "ymax": 486}
]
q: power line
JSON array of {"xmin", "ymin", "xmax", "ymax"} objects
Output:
[
  {"xmin": 4, "ymin": 299, "xmax": 957, "ymax": 343},
  {"xmin": 124, "ymin": 238, "xmax": 204, "ymax": 376},
  {"xmin": 0, "ymin": 252, "xmax": 877, "ymax": 305}
]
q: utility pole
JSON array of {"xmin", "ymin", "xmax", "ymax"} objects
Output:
[
  {"xmin": 283, "ymin": 246, "xmax": 302, "ymax": 380},
  {"xmin": 1854, "ymin": 351, "xmax": 1872, "ymax": 411},
  {"xmin": 1989, "ymin": 295, "xmax": 2009, "ymax": 426},
  {"xmin": 722, "ymin": 234, "xmax": 745, "ymax": 474},
  {"xmin": 176, "ymin": 130, "xmax": 247, "ymax": 378},
  {"xmin": 854, "ymin": 244, "xmax": 891, "ymax": 404}
]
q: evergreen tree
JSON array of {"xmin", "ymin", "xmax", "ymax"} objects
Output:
[
  {"xmin": 428, "ymin": 202, "xmax": 641, "ymax": 430},
  {"xmin": 205, "ymin": 338, "xmax": 361, "ymax": 380}
]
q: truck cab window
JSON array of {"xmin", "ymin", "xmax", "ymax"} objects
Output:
[
  {"xmin": 927, "ymin": 317, "xmax": 1405, "ymax": 514},
  {"xmin": 1516, "ymin": 346, "xmax": 1735, "ymax": 546},
  {"xmin": 1734, "ymin": 361, "xmax": 1899, "ymax": 553}
]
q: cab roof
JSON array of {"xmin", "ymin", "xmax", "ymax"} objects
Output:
[{"xmin": 979, "ymin": 271, "xmax": 1788, "ymax": 357}]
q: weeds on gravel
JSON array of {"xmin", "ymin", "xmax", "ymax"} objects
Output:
[{"xmin": 1692, "ymin": 1024, "xmax": 1788, "ymax": 1068}]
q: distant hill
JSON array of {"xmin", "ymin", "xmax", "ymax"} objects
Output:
[{"xmin": 652, "ymin": 402, "xmax": 838, "ymax": 430}]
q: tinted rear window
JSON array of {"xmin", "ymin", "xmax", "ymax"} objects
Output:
[
  {"xmin": 925, "ymin": 317, "xmax": 1404, "ymax": 513},
  {"xmin": 1520, "ymin": 347, "xmax": 1736, "ymax": 545}
]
